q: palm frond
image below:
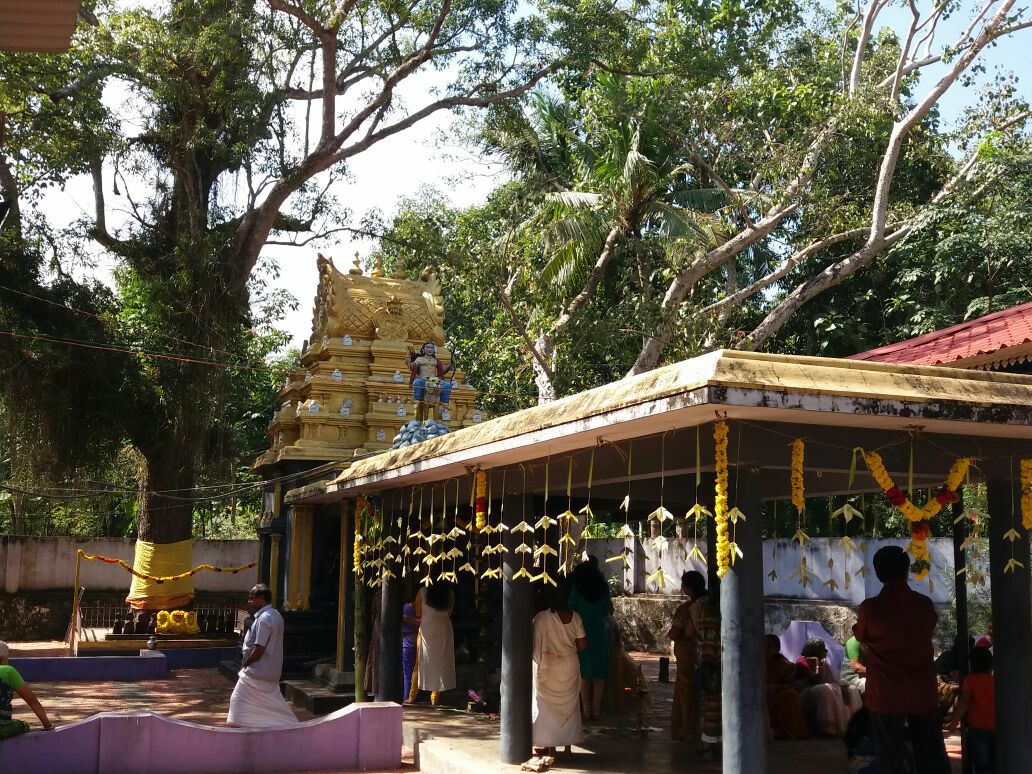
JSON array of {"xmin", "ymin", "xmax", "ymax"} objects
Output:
[{"xmin": 545, "ymin": 190, "xmax": 605, "ymax": 210}]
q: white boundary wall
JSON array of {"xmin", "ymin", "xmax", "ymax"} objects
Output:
[
  {"xmin": 0, "ymin": 537, "xmax": 259, "ymax": 593},
  {"xmin": 590, "ymin": 536, "xmax": 978, "ymax": 606}
]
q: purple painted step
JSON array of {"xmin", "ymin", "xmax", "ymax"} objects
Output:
[{"xmin": 0, "ymin": 702, "xmax": 402, "ymax": 774}]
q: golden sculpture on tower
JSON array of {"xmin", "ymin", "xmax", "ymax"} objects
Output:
[{"xmin": 253, "ymin": 253, "xmax": 480, "ymax": 471}]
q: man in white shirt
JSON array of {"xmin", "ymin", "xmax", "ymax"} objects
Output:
[{"xmin": 226, "ymin": 584, "xmax": 298, "ymax": 728}]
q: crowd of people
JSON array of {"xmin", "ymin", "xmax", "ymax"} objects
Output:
[
  {"xmin": 663, "ymin": 546, "xmax": 996, "ymax": 774},
  {"xmin": 1, "ymin": 545, "xmax": 997, "ymax": 774}
]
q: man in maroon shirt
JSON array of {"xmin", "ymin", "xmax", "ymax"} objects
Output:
[{"xmin": 853, "ymin": 546, "xmax": 949, "ymax": 774}]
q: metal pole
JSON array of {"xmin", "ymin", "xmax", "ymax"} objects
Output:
[
  {"xmin": 987, "ymin": 477, "xmax": 1032, "ymax": 774},
  {"xmin": 69, "ymin": 550, "xmax": 82, "ymax": 647},
  {"xmin": 500, "ymin": 492, "xmax": 533, "ymax": 764},
  {"xmin": 720, "ymin": 467, "xmax": 767, "ymax": 774},
  {"xmin": 950, "ymin": 494, "xmax": 970, "ymax": 774}
]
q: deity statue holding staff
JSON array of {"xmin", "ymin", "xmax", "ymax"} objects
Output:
[{"xmin": 409, "ymin": 342, "xmax": 454, "ymax": 421}]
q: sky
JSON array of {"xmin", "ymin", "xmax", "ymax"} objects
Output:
[{"xmin": 37, "ymin": 1, "xmax": 1032, "ymax": 352}]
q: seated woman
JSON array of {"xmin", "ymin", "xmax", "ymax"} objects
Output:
[
  {"xmin": 765, "ymin": 634, "xmax": 808, "ymax": 740},
  {"xmin": 603, "ymin": 619, "xmax": 652, "ymax": 718},
  {"xmin": 532, "ymin": 585, "xmax": 588, "ymax": 757},
  {"xmin": 795, "ymin": 638, "xmax": 862, "ymax": 736}
]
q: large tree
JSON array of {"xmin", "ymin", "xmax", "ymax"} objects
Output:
[
  {"xmin": 0, "ymin": 0, "xmax": 560, "ymax": 559},
  {"xmin": 448, "ymin": 0, "xmax": 1032, "ymax": 401}
]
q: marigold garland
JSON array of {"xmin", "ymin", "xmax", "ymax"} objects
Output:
[
  {"xmin": 790, "ymin": 439, "xmax": 805, "ymax": 513},
  {"xmin": 474, "ymin": 470, "xmax": 488, "ymax": 531},
  {"xmin": 76, "ymin": 549, "xmax": 256, "ymax": 583},
  {"xmin": 713, "ymin": 419, "xmax": 731, "ymax": 578},
  {"xmin": 863, "ymin": 452, "xmax": 971, "ymax": 580},
  {"xmin": 1021, "ymin": 459, "xmax": 1032, "ymax": 530}
]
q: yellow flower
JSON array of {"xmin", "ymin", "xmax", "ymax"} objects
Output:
[
  {"xmin": 791, "ymin": 439, "xmax": 805, "ymax": 514},
  {"xmin": 1021, "ymin": 459, "xmax": 1032, "ymax": 530},
  {"xmin": 713, "ymin": 419, "xmax": 732, "ymax": 578}
]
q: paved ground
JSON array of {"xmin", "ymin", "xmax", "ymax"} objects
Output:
[{"xmin": 8, "ymin": 644, "xmax": 963, "ymax": 773}]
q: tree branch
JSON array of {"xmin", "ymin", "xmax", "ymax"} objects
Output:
[
  {"xmin": 693, "ymin": 226, "xmax": 874, "ymax": 321},
  {"xmin": 88, "ymin": 157, "xmax": 132, "ymax": 258}
]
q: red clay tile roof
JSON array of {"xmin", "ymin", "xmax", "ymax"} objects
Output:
[{"xmin": 849, "ymin": 301, "xmax": 1032, "ymax": 370}]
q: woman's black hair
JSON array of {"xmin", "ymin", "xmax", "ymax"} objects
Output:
[
  {"xmin": 425, "ymin": 580, "xmax": 453, "ymax": 611},
  {"xmin": 681, "ymin": 570, "xmax": 706, "ymax": 597},
  {"xmin": 801, "ymin": 637, "xmax": 828, "ymax": 658},
  {"xmin": 571, "ymin": 560, "xmax": 608, "ymax": 603},
  {"xmin": 969, "ymin": 646, "xmax": 993, "ymax": 674},
  {"xmin": 547, "ymin": 582, "xmax": 572, "ymax": 614}
]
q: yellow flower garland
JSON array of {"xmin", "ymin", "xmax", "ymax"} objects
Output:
[
  {"xmin": 791, "ymin": 439, "xmax": 805, "ymax": 513},
  {"xmin": 713, "ymin": 419, "xmax": 730, "ymax": 578},
  {"xmin": 863, "ymin": 453, "xmax": 971, "ymax": 522},
  {"xmin": 863, "ymin": 452, "xmax": 971, "ymax": 581},
  {"xmin": 1021, "ymin": 459, "xmax": 1032, "ymax": 530},
  {"xmin": 474, "ymin": 470, "xmax": 488, "ymax": 531}
]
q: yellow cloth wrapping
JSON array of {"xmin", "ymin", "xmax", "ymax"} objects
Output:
[{"xmin": 125, "ymin": 539, "xmax": 195, "ymax": 610}]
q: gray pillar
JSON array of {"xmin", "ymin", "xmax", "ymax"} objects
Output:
[
  {"xmin": 500, "ymin": 493, "xmax": 533, "ymax": 764},
  {"xmin": 987, "ymin": 478, "xmax": 1032, "ymax": 774},
  {"xmin": 377, "ymin": 572, "xmax": 404, "ymax": 703},
  {"xmin": 720, "ymin": 467, "xmax": 767, "ymax": 774}
]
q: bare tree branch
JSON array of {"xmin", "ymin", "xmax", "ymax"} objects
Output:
[{"xmin": 88, "ymin": 157, "xmax": 132, "ymax": 258}]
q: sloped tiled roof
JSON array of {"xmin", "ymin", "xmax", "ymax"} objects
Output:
[
  {"xmin": 849, "ymin": 301, "xmax": 1032, "ymax": 370},
  {"xmin": 0, "ymin": 1, "xmax": 81, "ymax": 53}
]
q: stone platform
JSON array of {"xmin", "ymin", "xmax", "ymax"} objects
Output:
[{"xmin": 0, "ymin": 703, "xmax": 402, "ymax": 774}]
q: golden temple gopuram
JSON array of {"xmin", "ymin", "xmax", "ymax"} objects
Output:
[{"xmin": 253, "ymin": 253, "xmax": 481, "ymax": 469}]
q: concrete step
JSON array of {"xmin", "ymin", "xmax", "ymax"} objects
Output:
[
  {"xmin": 283, "ymin": 679, "xmax": 355, "ymax": 715},
  {"xmin": 216, "ymin": 659, "xmax": 240, "ymax": 681}
]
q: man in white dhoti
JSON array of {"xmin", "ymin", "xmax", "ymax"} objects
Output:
[
  {"xmin": 227, "ymin": 584, "xmax": 298, "ymax": 728},
  {"xmin": 532, "ymin": 587, "xmax": 587, "ymax": 756}
]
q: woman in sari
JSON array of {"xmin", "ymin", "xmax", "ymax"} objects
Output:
[
  {"xmin": 668, "ymin": 570, "xmax": 706, "ymax": 741},
  {"xmin": 794, "ymin": 638, "xmax": 861, "ymax": 736},
  {"xmin": 765, "ymin": 634, "xmax": 808, "ymax": 740},
  {"xmin": 692, "ymin": 592, "xmax": 722, "ymax": 758},
  {"xmin": 532, "ymin": 585, "xmax": 588, "ymax": 756},
  {"xmin": 569, "ymin": 559, "xmax": 612, "ymax": 721},
  {"xmin": 417, "ymin": 580, "xmax": 455, "ymax": 705}
]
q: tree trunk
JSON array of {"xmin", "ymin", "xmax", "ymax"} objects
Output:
[
  {"xmin": 137, "ymin": 440, "xmax": 196, "ymax": 544},
  {"xmin": 532, "ymin": 333, "xmax": 557, "ymax": 404}
]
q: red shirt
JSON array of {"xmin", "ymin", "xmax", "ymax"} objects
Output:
[
  {"xmin": 853, "ymin": 580, "xmax": 939, "ymax": 715},
  {"xmin": 962, "ymin": 673, "xmax": 995, "ymax": 730}
]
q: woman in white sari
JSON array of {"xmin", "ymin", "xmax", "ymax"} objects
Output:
[{"xmin": 532, "ymin": 586, "xmax": 588, "ymax": 756}]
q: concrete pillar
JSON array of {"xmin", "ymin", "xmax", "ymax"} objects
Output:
[
  {"xmin": 987, "ymin": 478, "xmax": 1032, "ymax": 774},
  {"xmin": 720, "ymin": 467, "xmax": 767, "ymax": 774},
  {"xmin": 500, "ymin": 492, "xmax": 533, "ymax": 764},
  {"xmin": 377, "ymin": 570, "xmax": 404, "ymax": 702},
  {"xmin": 269, "ymin": 534, "xmax": 282, "ymax": 607}
]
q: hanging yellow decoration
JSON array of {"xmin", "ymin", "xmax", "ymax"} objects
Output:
[
  {"xmin": 474, "ymin": 470, "xmax": 488, "ymax": 531},
  {"xmin": 790, "ymin": 439, "xmax": 805, "ymax": 513},
  {"xmin": 1021, "ymin": 459, "xmax": 1032, "ymax": 530},
  {"xmin": 713, "ymin": 418, "xmax": 731, "ymax": 578}
]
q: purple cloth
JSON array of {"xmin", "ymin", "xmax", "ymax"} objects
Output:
[
  {"xmin": 778, "ymin": 620, "xmax": 845, "ymax": 676},
  {"xmin": 402, "ymin": 603, "xmax": 417, "ymax": 641},
  {"xmin": 402, "ymin": 602, "xmax": 417, "ymax": 699}
]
